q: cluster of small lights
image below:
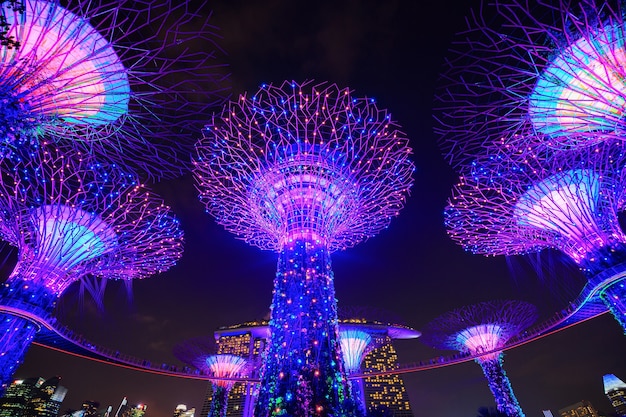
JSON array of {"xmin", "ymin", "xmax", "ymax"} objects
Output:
[
  {"xmin": 0, "ymin": 0, "xmax": 227, "ymax": 180},
  {"xmin": 0, "ymin": 144, "xmax": 183, "ymax": 296},
  {"xmin": 435, "ymin": 0, "xmax": 626, "ymax": 167},
  {"xmin": 255, "ymin": 240, "xmax": 354, "ymax": 417},
  {"xmin": 0, "ymin": 315, "xmax": 36, "ymax": 393},
  {"xmin": 445, "ymin": 139, "xmax": 626, "ymax": 274},
  {"xmin": 0, "ymin": 143, "xmax": 183, "ymax": 390},
  {"xmin": 194, "ymin": 80, "xmax": 414, "ymax": 252},
  {"xmin": 422, "ymin": 301, "xmax": 537, "ymax": 417},
  {"xmin": 194, "ymin": 80, "xmax": 414, "ymax": 416}
]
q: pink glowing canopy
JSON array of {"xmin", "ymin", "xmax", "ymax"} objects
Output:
[
  {"xmin": 195, "ymin": 80, "xmax": 415, "ymax": 252},
  {"xmin": 3, "ymin": 0, "xmax": 129, "ymax": 126},
  {"xmin": 529, "ymin": 23, "xmax": 626, "ymax": 137},
  {"xmin": 455, "ymin": 324, "xmax": 505, "ymax": 361},
  {"xmin": 445, "ymin": 139, "xmax": 626, "ymax": 264},
  {"xmin": 205, "ymin": 354, "xmax": 248, "ymax": 388}
]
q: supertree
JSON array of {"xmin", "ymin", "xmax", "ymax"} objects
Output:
[
  {"xmin": 339, "ymin": 328, "xmax": 375, "ymax": 415},
  {"xmin": 194, "ymin": 80, "xmax": 414, "ymax": 417},
  {"xmin": 445, "ymin": 138, "xmax": 626, "ymax": 332},
  {"xmin": 435, "ymin": 0, "xmax": 626, "ymax": 168},
  {"xmin": 205, "ymin": 355, "xmax": 250, "ymax": 417},
  {"xmin": 0, "ymin": 0, "xmax": 227, "ymax": 180},
  {"xmin": 0, "ymin": 143, "xmax": 183, "ymax": 392},
  {"xmin": 174, "ymin": 336, "xmax": 251, "ymax": 417},
  {"xmin": 421, "ymin": 300, "xmax": 538, "ymax": 417}
]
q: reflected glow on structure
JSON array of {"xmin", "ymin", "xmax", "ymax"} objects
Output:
[
  {"xmin": 33, "ymin": 205, "xmax": 117, "ymax": 272},
  {"xmin": 529, "ymin": 23, "xmax": 626, "ymax": 137},
  {"xmin": 0, "ymin": 145, "xmax": 183, "ymax": 392},
  {"xmin": 455, "ymin": 324, "xmax": 504, "ymax": 362},
  {"xmin": 513, "ymin": 169, "xmax": 606, "ymax": 262},
  {"xmin": 206, "ymin": 354, "xmax": 248, "ymax": 389},
  {"xmin": 339, "ymin": 329, "xmax": 373, "ymax": 373},
  {"xmin": 2, "ymin": 0, "xmax": 129, "ymax": 125}
]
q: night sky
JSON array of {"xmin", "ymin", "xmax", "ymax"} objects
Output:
[{"xmin": 11, "ymin": 1, "xmax": 626, "ymax": 416}]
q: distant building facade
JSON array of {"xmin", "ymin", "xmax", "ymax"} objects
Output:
[
  {"xmin": 0, "ymin": 376, "xmax": 67, "ymax": 417},
  {"xmin": 558, "ymin": 401, "xmax": 600, "ymax": 417},
  {"xmin": 362, "ymin": 333, "xmax": 413, "ymax": 416},
  {"xmin": 604, "ymin": 374, "xmax": 626, "ymax": 417},
  {"xmin": 199, "ymin": 319, "xmax": 416, "ymax": 417}
]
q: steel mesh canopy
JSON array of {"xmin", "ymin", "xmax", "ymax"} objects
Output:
[
  {"xmin": 421, "ymin": 300, "xmax": 538, "ymax": 355},
  {"xmin": 0, "ymin": 0, "xmax": 229, "ymax": 180},
  {"xmin": 435, "ymin": 0, "xmax": 626, "ymax": 169},
  {"xmin": 194, "ymin": 80, "xmax": 414, "ymax": 252},
  {"xmin": 444, "ymin": 138, "xmax": 626, "ymax": 267},
  {"xmin": 0, "ymin": 143, "xmax": 184, "ymax": 295}
]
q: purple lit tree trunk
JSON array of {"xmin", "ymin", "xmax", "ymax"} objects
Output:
[
  {"xmin": 479, "ymin": 356, "xmax": 524, "ymax": 417},
  {"xmin": 255, "ymin": 240, "xmax": 353, "ymax": 417}
]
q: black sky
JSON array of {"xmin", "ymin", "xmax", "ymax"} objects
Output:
[{"xmin": 13, "ymin": 1, "xmax": 626, "ymax": 416}]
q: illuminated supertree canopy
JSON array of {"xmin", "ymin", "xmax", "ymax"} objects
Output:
[
  {"xmin": 194, "ymin": 80, "xmax": 414, "ymax": 417},
  {"xmin": 0, "ymin": 143, "xmax": 184, "ymax": 392},
  {"xmin": 174, "ymin": 337, "xmax": 250, "ymax": 417},
  {"xmin": 422, "ymin": 300, "xmax": 538, "ymax": 417},
  {"xmin": 0, "ymin": 0, "xmax": 228, "ymax": 180},
  {"xmin": 445, "ymin": 138, "xmax": 626, "ymax": 331},
  {"xmin": 339, "ymin": 328, "xmax": 374, "ymax": 416},
  {"xmin": 435, "ymin": 0, "xmax": 626, "ymax": 168}
]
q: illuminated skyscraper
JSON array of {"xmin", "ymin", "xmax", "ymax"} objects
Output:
[
  {"xmin": 361, "ymin": 333, "xmax": 413, "ymax": 416},
  {"xmin": 558, "ymin": 401, "xmax": 600, "ymax": 417},
  {"xmin": 194, "ymin": 80, "xmax": 414, "ymax": 416},
  {"xmin": 0, "ymin": 376, "xmax": 67, "ymax": 417},
  {"xmin": 193, "ymin": 318, "xmax": 418, "ymax": 417},
  {"xmin": 604, "ymin": 374, "xmax": 626, "ymax": 416}
]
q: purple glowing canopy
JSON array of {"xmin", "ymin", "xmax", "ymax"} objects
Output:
[
  {"xmin": 445, "ymin": 138, "xmax": 626, "ymax": 270},
  {"xmin": 421, "ymin": 300, "xmax": 538, "ymax": 361},
  {"xmin": 194, "ymin": 80, "xmax": 414, "ymax": 252},
  {"xmin": 0, "ymin": 143, "xmax": 184, "ymax": 296},
  {"xmin": 436, "ymin": 0, "xmax": 626, "ymax": 168},
  {"xmin": 0, "ymin": 0, "xmax": 228, "ymax": 180}
]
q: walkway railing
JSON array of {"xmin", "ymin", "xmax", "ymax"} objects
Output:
[{"xmin": 2, "ymin": 266, "xmax": 622, "ymax": 382}]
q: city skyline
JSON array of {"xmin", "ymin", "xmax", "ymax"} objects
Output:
[{"xmin": 6, "ymin": 1, "xmax": 626, "ymax": 417}]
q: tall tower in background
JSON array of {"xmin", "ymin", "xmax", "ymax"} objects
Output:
[
  {"xmin": 604, "ymin": 374, "xmax": 626, "ymax": 417},
  {"xmin": 362, "ymin": 333, "xmax": 413, "ymax": 416}
]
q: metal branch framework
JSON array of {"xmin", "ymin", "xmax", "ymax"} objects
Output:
[
  {"xmin": 445, "ymin": 139, "xmax": 626, "ymax": 267},
  {"xmin": 445, "ymin": 139, "xmax": 626, "ymax": 332},
  {"xmin": 0, "ymin": 143, "xmax": 183, "ymax": 391},
  {"xmin": 194, "ymin": 80, "xmax": 414, "ymax": 417},
  {"xmin": 195, "ymin": 80, "xmax": 414, "ymax": 252},
  {"xmin": 435, "ymin": 0, "xmax": 626, "ymax": 169},
  {"xmin": 422, "ymin": 300, "xmax": 537, "ymax": 417},
  {"xmin": 0, "ymin": 0, "xmax": 228, "ymax": 180}
]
